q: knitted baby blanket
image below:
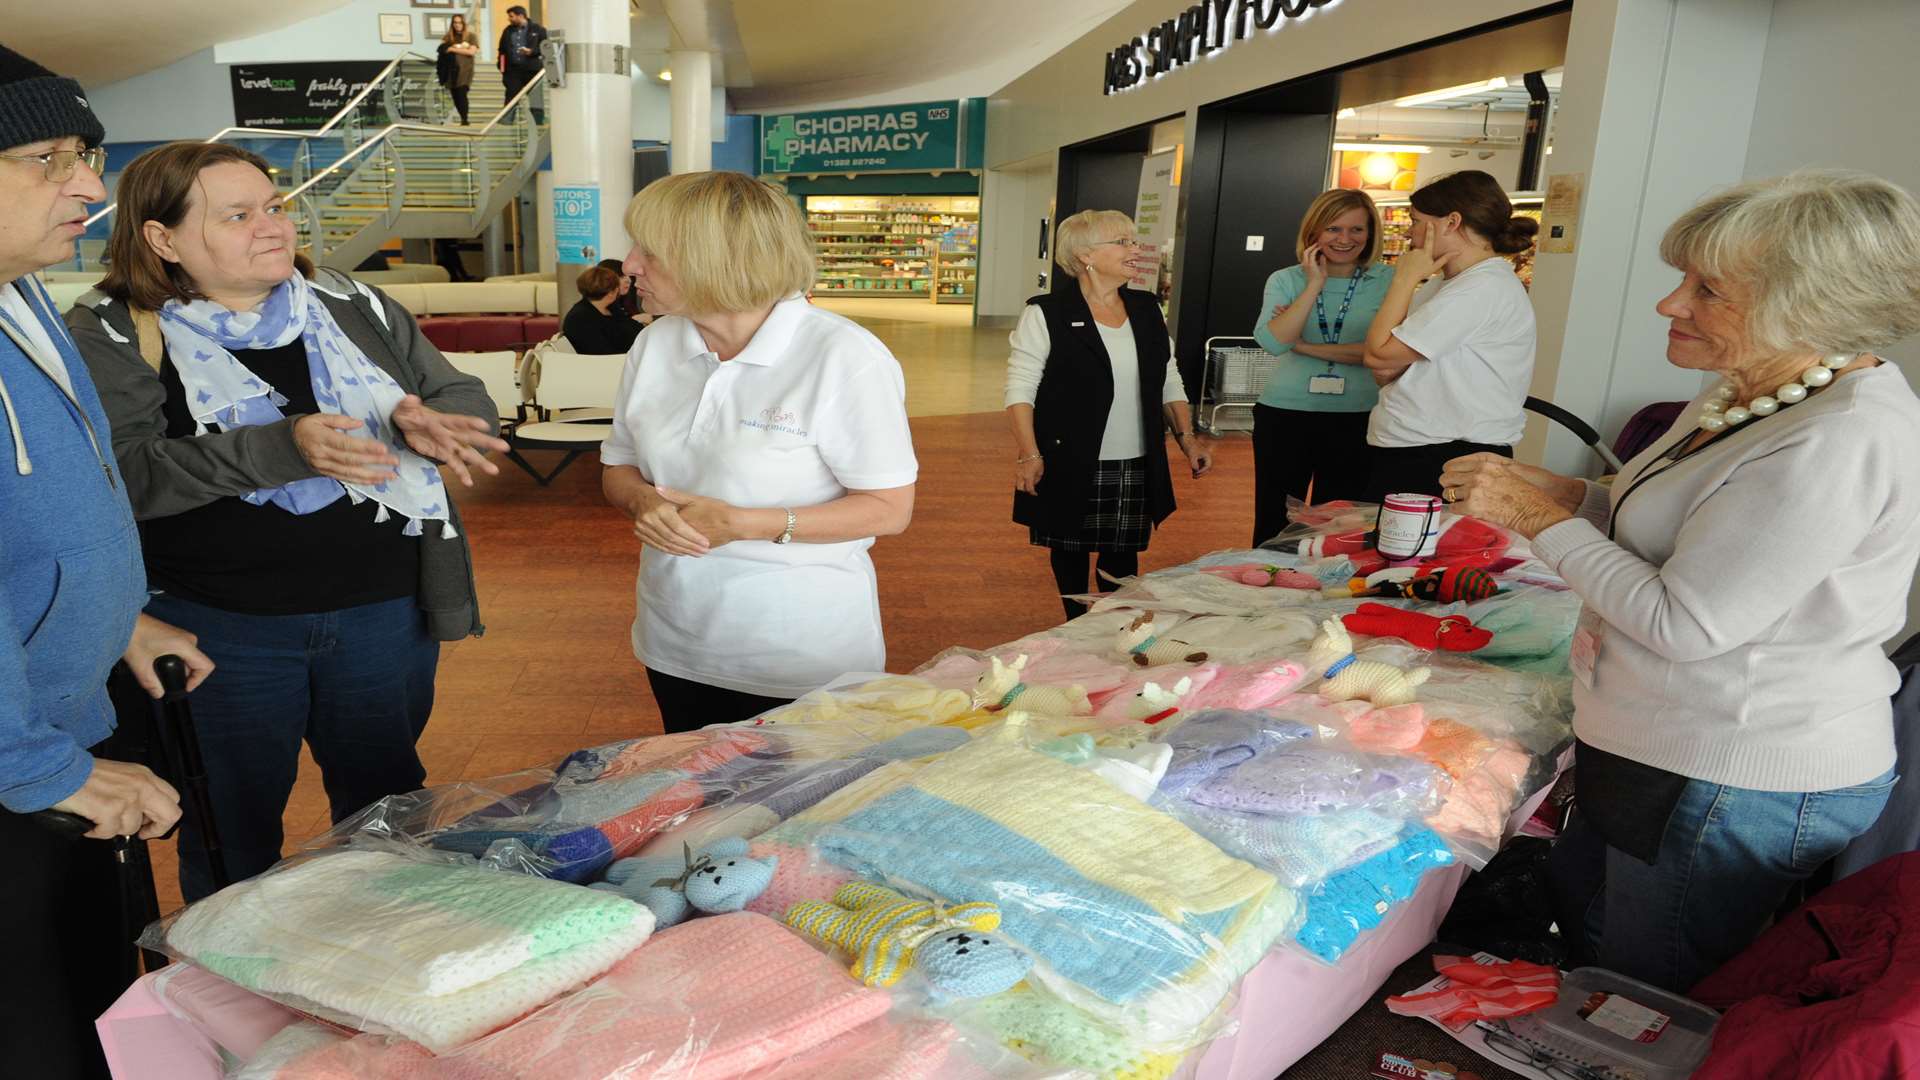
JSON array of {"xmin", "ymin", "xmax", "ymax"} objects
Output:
[
  {"xmin": 248, "ymin": 912, "xmax": 896, "ymax": 1079},
  {"xmin": 814, "ymin": 726, "xmax": 1276, "ymax": 1005},
  {"xmin": 1189, "ymin": 745, "xmax": 1445, "ymax": 818},
  {"xmin": 1155, "ymin": 708, "xmax": 1315, "ymax": 800},
  {"xmin": 164, "ymin": 848, "xmax": 655, "ymax": 1051},
  {"xmin": 1294, "ymin": 828, "xmax": 1455, "ymax": 964}
]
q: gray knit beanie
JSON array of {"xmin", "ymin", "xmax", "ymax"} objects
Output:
[{"xmin": 0, "ymin": 43, "xmax": 105, "ymax": 151}]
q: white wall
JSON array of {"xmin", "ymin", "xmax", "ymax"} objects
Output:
[
  {"xmin": 214, "ymin": 0, "xmax": 439, "ymax": 64},
  {"xmin": 1740, "ymin": 0, "xmax": 1920, "ymax": 644},
  {"xmin": 977, "ymin": 154, "xmax": 1057, "ymax": 320},
  {"xmin": 90, "ymin": 48, "xmax": 235, "ymax": 143}
]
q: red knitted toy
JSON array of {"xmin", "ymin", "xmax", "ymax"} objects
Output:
[{"xmin": 1342, "ymin": 602, "xmax": 1493, "ymax": 652}]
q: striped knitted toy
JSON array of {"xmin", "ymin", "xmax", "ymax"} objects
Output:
[
  {"xmin": 785, "ymin": 881, "xmax": 1033, "ymax": 1000},
  {"xmin": 1115, "ymin": 613, "xmax": 1209, "ymax": 668},
  {"xmin": 1305, "ymin": 618, "xmax": 1430, "ymax": 707},
  {"xmin": 971, "ymin": 654, "xmax": 1093, "ymax": 715}
]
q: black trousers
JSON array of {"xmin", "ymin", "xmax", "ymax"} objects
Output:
[
  {"xmin": 0, "ymin": 742, "xmax": 136, "ymax": 1080},
  {"xmin": 448, "ymin": 84, "xmax": 470, "ymax": 124},
  {"xmin": 646, "ymin": 668, "xmax": 793, "ymax": 734},
  {"xmin": 1049, "ymin": 549, "xmax": 1137, "ymax": 620},
  {"xmin": 502, "ymin": 68, "xmax": 543, "ymax": 122},
  {"xmin": 1250, "ymin": 405, "xmax": 1374, "ymax": 547},
  {"xmin": 1363, "ymin": 440, "xmax": 1512, "ymax": 503}
]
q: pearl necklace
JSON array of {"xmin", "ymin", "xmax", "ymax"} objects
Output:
[{"xmin": 1698, "ymin": 353, "xmax": 1854, "ymax": 432}]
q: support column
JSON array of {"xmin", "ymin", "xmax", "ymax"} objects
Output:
[
  {"xmin": 668, "ymin": 48, "xmax": 712, "ymax": 173},
  {"xmin": 545, "ymin": 0, "xmax": 635, "ymax": 313}
]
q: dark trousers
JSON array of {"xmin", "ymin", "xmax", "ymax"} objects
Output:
[
  {"xmin": 502, "ymin": 68, "xmax": 543, "ymax": 123},
  {"xmin": 448, "ymin": 84, "xmax": 470, "ymax": 125},
  {"xmin": 1363, "ymin": 440, "xmax": 1512, "ymax": 503},
  {"xmin": 646, "ymin": 668, "xmax": 793, "ymax": 734},
  {"xmin": 1250, "ymin": 405, "xmax": 1374, "ymax": 547},
  {"xmin": 1049, "ymin": 549, "xmax": 1137, "ymax": 620},
  {"xmin": 0, "ymin": 741, "xmax": 135, "ymax": 1080},
  {"xmin": 144, "ymin": 594, "xmax": 438, "ymax": 901}
]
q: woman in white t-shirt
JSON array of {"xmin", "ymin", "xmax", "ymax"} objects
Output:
[
  {"xmin": 599, "ymin": 172, "xmax": 918, "ymax": 732},
  {"xmin": 1361, "ymin": 170, "xmax": 1538, "ymax": 502}
]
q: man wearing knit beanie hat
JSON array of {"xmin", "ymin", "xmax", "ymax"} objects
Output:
[{"xmin": 0, "ymin": 43, "xmax": 212, "ymax": 1080}]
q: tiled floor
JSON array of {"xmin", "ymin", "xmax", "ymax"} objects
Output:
[{"xmin": 146, "ymin": 308, "xmax": 1256, "ymax": 912}]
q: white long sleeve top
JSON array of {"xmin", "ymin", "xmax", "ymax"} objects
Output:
[{"xmin": 1004, "ymin": 305, "xmax": 1187, "ymax": 460}]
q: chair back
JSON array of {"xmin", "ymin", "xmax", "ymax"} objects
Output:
[
  {"xmin": 443, "ymin": 350, "xmax": 524, "ymax": 426},
  {"xmin": 530, "ymin": 351, "xmax": 625, "ymax": 414}
]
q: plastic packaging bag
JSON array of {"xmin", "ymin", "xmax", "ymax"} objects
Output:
[{"xmin": 1293, "ymin": 827, "xmax": 1456, "ymax": 964}]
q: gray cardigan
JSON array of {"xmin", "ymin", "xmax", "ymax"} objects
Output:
[
  {"xmin": 64, "ymin": 271, "xmax": 492, "ymax": 641},
  {"xmin": 1532, "ymin": 362, "xmax": 1920, "ymax": 792}
]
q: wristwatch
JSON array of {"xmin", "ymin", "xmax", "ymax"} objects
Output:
[{"xmin": 773, "ymin": 507, "xmax": 797, "ymax": 545}]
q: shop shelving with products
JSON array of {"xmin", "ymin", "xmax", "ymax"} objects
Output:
[
  {"xmin": 805, "ymin": 195, "xmax": 979, "ymax": 298},
  {"xmin": 1372, "ymin": 192, "xmax": 1545, "ymax": 288},
  {"xmin": 930, "ymin": 217, "xmax": 978, "ymax": 304}
]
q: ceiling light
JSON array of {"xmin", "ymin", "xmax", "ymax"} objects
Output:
[
  {"xmin": 1393, "ymin": 77, "xmax": 1508, "ymax": 108},
  {"xmin": 1336, "ymin": 108, "xmax": 1356, "ymax": 119},
  {"xmin": 1358, "ymin": 153, "xmax": 1399, "ymax": 187},
  {"xmin": 658, "ymin": 70, "xmax": 672, "ymax": 82},
  {"xmin": 1333, "ymin": 142, "xmax": 1431, "ymax": 154}
]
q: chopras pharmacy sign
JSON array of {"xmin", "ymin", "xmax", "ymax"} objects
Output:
[
  {"xmin": 760, "ymin": 101, "xmax": 963, "ymax": 174},
  {"xmin": 1103, "ymin": 0, "xmax": 1344, "ymax": 95}
]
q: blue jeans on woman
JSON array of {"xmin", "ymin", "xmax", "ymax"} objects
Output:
[
  {"xmin": 145, "ymin": 593, "xmax": 439, "ymax": 901},
  {"xmin": 1549, "ymin": 766, "xmax": 1896, "ymax": 993}
]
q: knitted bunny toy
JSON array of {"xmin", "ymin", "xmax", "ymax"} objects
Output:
[
  {"xmin": 591, "ymin": 837, "xmax": 777, "ymax": 928},
  {"xmin": 1129, "ymin": 676, "xmax": 1194, "ymax": 725},
  {"xmin": 785, "ymin": 881, "xmax": 1033, "ymax": 1000},
  {"xmin": 1305, "ymin": 618, "xmax": 1430, "ymax": 707},
  {"xmin": 1115, "ymin": 613, "xmax": 1209, "ymax": 668},
  {"xmin": 1200, "ymin": 563, "xmax": 1324, "ymax": 589},
  {"xmin": 971, "ymin": 654, "xmax": 1093, "ymax": 715}
]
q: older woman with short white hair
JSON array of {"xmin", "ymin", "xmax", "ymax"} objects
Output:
[
  {"xmin": 601, "ymin": 172, "xmax": 918, "ymax": 732},
  {"xmin": 1007, "ymin": 209, "xmax": 1210, "ymax": 619},
  {"xmin": 1441, "ymin": 170, "xmax": 1920, "ymax": 991}
]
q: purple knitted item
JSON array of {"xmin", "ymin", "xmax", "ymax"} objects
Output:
[
  {"xmin": 1156, "ymin": 709, "xmax": 1314, "ymax": 799},
  {"xmin": 1188, "ymin": 747, "xmax": 1444, "ymax": 817}
]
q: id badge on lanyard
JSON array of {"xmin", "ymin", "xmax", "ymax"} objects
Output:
[
  {"xmin": 1308, "ymin": 271, "xmax": 1363, "ymax": 395},
  {"xmin": 1571, "ymin": 607, "xmax": 1605, "ymax": 689}
]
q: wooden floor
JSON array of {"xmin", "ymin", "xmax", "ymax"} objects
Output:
[{"xmin": 146, "ymin": 344, "xmax": 1258, "ymax": 912}]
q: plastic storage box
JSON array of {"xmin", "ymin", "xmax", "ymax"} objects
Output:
[{"xmin": 1490, "ymin": 966, "xmax": 1719, "ymax": 1080}]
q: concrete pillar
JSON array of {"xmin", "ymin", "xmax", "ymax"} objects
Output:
[
  {"xmin": 545, "ymin": 0, "xmax": 635, "ymax": 311},
  {"xmin": 667, "ymin": 48, "xmax": 712, "ymax": 173}
]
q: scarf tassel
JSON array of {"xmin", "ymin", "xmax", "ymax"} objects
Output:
[
  {"xmin": 439, "ymin": 520, "xmax": 459, "ymax": 540},
  {"xmin": 401, "ymin": 517, "xmax": 423, "ymax": 538},
  {"xmin": 372, "ymin": 503, "xmax": 391, "ymax": 524}
]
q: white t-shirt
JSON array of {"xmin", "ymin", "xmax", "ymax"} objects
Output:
[
  {"xmin": 1003, "ymin": 304, "xmax": 1187, "ymax": 460},
  {"xmin": 599, "ymin": 295, "xmax": 920, "ymax": 698},
  {"xmin": 0, "ymin": 278, "xmax": 76, "ymax": 398},
  {"xmin": 1368, "ymin": 256, "xmax": 1536, "ymax": 448}
]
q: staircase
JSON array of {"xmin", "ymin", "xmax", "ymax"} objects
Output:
[{"xmin": 80, "ymin": 53, "xmax": 547, "ymax": 272}]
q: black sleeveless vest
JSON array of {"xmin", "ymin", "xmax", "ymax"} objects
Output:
[{"xmin": 1011, "ymin": 285, "xmax": 1177, "ymax": 533}]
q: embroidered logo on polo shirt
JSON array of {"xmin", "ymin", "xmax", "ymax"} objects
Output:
[{"xmin": 740, "ymin": 405, "xmax": 807, "ymax": 438}]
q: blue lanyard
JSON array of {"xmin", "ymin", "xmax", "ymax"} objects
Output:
[{"xmin": 1312, "ymin": 269, "xmax": 1364, "ymax": 374}]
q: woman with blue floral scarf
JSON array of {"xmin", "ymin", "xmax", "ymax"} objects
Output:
[{"xmin": 67, "ymin": 142, "xmax": 507, "ymax": 900}]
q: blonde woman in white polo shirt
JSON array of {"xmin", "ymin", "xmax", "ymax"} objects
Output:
[
  {"xmin": 1361, "ymin": 170, "xmax": 1538, "ymax": 502},
  {"xmin": 599, "ymin": 173, "xmax": 918, "ymax": 732}
]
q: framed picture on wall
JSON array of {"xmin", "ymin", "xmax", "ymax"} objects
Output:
[
  {"xmin": 378, "ymin": 13, "xmax": 414, "ymax": 43},
  {"xmin": 424, "ymin": 14, "xmax": 452, "ymax": 37},
  {"xmin": 411, "ymin": 0, "xmax": 457, "ymax": 7}
]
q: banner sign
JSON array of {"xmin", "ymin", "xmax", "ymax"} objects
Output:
[
  {"xmin": 760, "ymin": 100, "xmax": 967, "ymax": 175},
  {"xmin": 552, "ymin": 186, "xmax": 602, "ymax": 263},
  {"xmin": 1103, "ymin": 0, "xmax": 1344, "ymax": 95},
  {"xmin": 1131, "ymin": 150, "xmax": 1178, "ymax": 294},
  {"xmin": 229, "ymin": 62, "xmax": 389, "ymax": 130}
]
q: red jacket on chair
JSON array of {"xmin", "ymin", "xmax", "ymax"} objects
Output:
[{"xmin": 1689, "ymin": 852, "xmax": 1920, "ymax": 1080}]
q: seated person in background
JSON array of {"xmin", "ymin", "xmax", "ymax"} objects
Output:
[
  {"xmin": 564, "ymin": 265, "xmax": 647, "ymax": 354},
  {"xmin": 598, "ymin": 256, "xmax": 642, "ymax": 318}
]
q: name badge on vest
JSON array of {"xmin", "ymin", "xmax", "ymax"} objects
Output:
[
  {"xmin": 1070, "ymin": 321, "xmax": 1086, "ymax": 327},
  {"xmin": 1570, "ymin": 607, "xmax": 1605, "ymax": 690},
  {"xmin": 1308, "ymin": 375, "xmax": 1346, "ymax": 395}
]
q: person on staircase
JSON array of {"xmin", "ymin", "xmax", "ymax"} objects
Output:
[
  {"xmin": 497, "ymin": 5, "xmax": 548, "ymax": 126},
  {"xmin": 436, "ymin": 12, "xmax": 480, "ymax": 126}
]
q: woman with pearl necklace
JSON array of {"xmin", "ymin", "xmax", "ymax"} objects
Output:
[{"xmin": 1440, "ymin": 170, "xmax": 1920, "ymax": 993}]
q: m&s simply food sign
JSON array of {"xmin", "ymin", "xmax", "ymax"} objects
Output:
[{"xmin": 760, "ymin": 101, "xmax": 964, "ymax": 174}]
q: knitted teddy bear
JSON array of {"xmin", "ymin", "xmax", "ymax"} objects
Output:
[
  {"xmin": 1115, "ymin": 613, "xmax": 1209, "ymax": 668},
  {"xmin": 971, "ymin": 654, "xmax": 1093, "ymax": 715},
  {"xmin": 590, "ymin": 837, "xmax": 777, "ymax": 928},
  {"xmin": 1305, "ymin": 618, "xmax": 1431, "ymax": 707},
  {"xmin": 785, "ymin": 881, "xmax": 1034, "ymax": 1000}
]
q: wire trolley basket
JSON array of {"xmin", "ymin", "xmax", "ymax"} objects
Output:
[{"xmin": 1200, "ymin": 336, "xmax": 1279, "ymax": 435}]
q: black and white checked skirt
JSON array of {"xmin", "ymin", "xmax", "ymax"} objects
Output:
[{"xmin": 1029, "ymin": 457, "xmax": 1152, "ymax": 553}]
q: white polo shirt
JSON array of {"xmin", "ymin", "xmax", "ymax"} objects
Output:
[
  {"xmin": 600, "ymin": 295, "xmax": 919, "ymax": 698},
  {"xmin": 1368, "ymin": 256, "xmax": 1536, "ymax": 448}
]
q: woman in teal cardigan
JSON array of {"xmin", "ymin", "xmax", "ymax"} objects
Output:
[{"xmin": 1249, "ymin": 188, "xmax": 1393, "ymax": 545}]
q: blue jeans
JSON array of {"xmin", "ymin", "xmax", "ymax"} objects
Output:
[
  {"xmin": 1550, "ymin": 766, "xmax": 1896, "ymax": 992},
  {"xmin": 145, "ymin": 594, "xmax": 439, "ymax": 901}
]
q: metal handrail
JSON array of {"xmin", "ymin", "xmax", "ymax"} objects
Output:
[{"xmin": 83, "ymin": 62, "xmax": 545, "ymax": 227}]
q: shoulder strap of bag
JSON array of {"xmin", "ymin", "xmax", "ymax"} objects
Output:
[{"xmin": 130, "ymin": 305, "xmax": 164, "ymax": 372}]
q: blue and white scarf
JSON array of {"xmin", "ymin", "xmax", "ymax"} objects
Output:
[{"xmin": 158, "ymin": 273, "xmax": 455, "ymax": 538}]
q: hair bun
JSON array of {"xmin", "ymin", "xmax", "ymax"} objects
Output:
[{"xmin": 1493, "ymin": 215, "xmax": 1540, "ymax": 254}]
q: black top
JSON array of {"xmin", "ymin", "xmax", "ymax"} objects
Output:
[
  {"xmin": 562, "ymin": 298, "xmax": 640, "ymax": 356},
  {"xmin": 1010, "ymin": 286, "xmax": 1177, "ymax": 534},
  {"xmin": 140, "ymin": 340, "xmax": 419, "ymax": 615}
]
